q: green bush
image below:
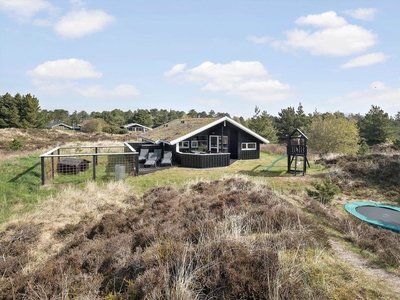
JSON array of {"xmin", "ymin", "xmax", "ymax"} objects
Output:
[
  {"xmin": 307, "ymin": 176, "xmax": 340, "ymax": 204},
  {"xmin": 393, "ymin": 138, "xmax": 400, "ymax": 150},
  {"xmin": 103, "ymin": 125, "xmax": 128, "ymax": 134},
  {"xmin": 357, "ymin": 139, "xmax": 370, "ymax": 155},
  {"xmin": 7, "ymin": 138, "xmax": 23, "ymax": 151}
]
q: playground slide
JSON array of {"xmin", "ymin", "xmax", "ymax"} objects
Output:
[{"xmin": 263, "ymin": 154, "xmax": 287, "ymax": 171}]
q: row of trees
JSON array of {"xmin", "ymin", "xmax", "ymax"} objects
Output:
[
  {"xmin": 1, "ymin": 93, "xmax": 399, "ymax": 154},
  {"xmin": 45, "ymin": 107, "xmax": 230, "ymax": 128},
  {"xmin": 247, "ymin": 104, "xmax": 399, "ymax": 153}
]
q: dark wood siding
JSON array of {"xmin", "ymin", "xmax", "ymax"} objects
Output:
[
  {"xmin": 229, "ymin": 128, "xmax": 238, "ymax": 159},
  {"xmin": 237, "ymin": 130, "xmax": 260, "ymax": 160},
  {"xmin": 238, "ymin": 146, "xmax": 259, "ymax": 160},
  {"xmin": 181, "ymin": 153, "xmax": 230, "ymax": 168}
]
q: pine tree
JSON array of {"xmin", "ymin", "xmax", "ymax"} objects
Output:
[
  {"xmin": 275, "ymin": 103, "xmax": 310, "ymax": 142},
  {"xmin": 274, "ymin": 106, "xmax": 296, "ymax": 142},
  {"xmin": 247, "ymin": 106, "xmax": 278, "ymax": 143},
  {"xmin": 0, "ymin": 93, "xmax": 20, "ymax": 128},
  {"xmin": 359, "ymin": 105, "xmax": 395, "ymax": 145}
]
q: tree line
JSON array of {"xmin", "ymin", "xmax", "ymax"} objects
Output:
[{"xmin": 1, "ymin": 92, "xmax": 399, "ymax": 154}]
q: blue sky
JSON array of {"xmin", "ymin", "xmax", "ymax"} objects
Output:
[{"xmin": 0, "ymin": 0, "xmax": 399, "ymax": 119}]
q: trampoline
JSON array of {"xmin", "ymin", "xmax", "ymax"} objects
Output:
[{"xmin": 345, "ymin": 202, "xmax": 400, "ymax": 232}]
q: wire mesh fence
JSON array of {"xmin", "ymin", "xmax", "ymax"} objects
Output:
[{"xmin": 40, "ymin": 143, "xmax": 138, "ymax": 185}]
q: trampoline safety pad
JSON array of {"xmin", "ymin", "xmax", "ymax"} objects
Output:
[{"xmin": 345, "ymin": 202, "xmax": 400, "ymax": 232}]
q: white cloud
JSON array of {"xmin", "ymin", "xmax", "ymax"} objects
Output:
[
  {"xmin": 344, "ymin": 8, "xmax": 377, "ymax": 21},
  {"xmin": 0, "ymin": 0, "xmax": 53, "ymax": 19},
  {"xmin": 341, "ymin": 52, "xmax": 388, "ymax": 68},
  {"xmin": 27, "ymin": 59, "xmax": 102, "ymax": 79},
  {"xmin": 247, "ymin": 35, "xmax": 271, "ymax": 44},
  {"xmin": 54, "ymin": 9, "xmax": 115, "ymax": 38},
  {"xmin": 165, "ymin": 61, "xmax": 293, "ymax": 102},
  {"xmin": 296, "ymin": 11, "xmax": 347, "ymax": 28},
  {"xmin": 1, "ymin": 0, "xmax": 114, "ymax": 38},
  {"xmin": 164, "ymin": 64, "xmax": 186, "ymax": 77},
  {"xmin": 27, "ymin": 58, "xmax": 139, "ymax": 98},
  {"xmin": 328, "ymin": 81, "xmax": 400, "ymax": 113},
  {"xmin": 77, "ymin": 84, "xmax": 139, "ymax": 97},
  {"xmin": 271, "ymin": 11, "xmax": 378, "ymax": 56}
]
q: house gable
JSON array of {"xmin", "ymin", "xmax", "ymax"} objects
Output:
[
  {"xmin": 139, "ymin": 117, "xmax": 269, "ymax": 145},
  {"xmin": 121, "ymin": 123, "xmax": 152, "ymax": 132},
  {"xmin": 49, "ymin": 123, "xmax": 74, "ymax": 130}
]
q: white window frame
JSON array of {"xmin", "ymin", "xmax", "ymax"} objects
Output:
[
  {"xmin": 241, "ymin": 142, "xmax": 257, "ymax": 150},
  {"xmin": 179, "ymin": 141, "xmax": 190, "ymax": 149},
  {"xmin": 191, "ymin": 140, "xmax": 198, "ymax": 148}
]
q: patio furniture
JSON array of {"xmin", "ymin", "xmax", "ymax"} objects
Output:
[
  {"xmin": 144, "ymin": 149, "xmax": 162, "ymax": 167},
  {"xmin": 138, "ymin": 148, "xmax": 149, "ymax": 163},
  {"xmin": 160, "ymin": 151, "xmax": 172, "ymax": 166}
]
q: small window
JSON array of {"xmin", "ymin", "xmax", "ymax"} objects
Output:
[
  {"xmin": 179, "ymin": 141, "xmax": 189, "ymax": 149},
  {"xmin": 241, "ymin": 142, "xmax": 257, "ymax": 150},
  {"xmin": 191, "ymin": 140, "xmax": 198, "ymax": 148}
]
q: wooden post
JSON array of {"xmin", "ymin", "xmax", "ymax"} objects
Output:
[
  {"xmin": 51, "ymin": 156, "xmax": 55, "ymax": 179},
  {"xmin": 287, "ymin": 135, "xmax": 290, "ymax": 173},
  {"xmin": 41, "ymin": 156, "xmax": 45, "ymax": 185},
  {"xmin": 135, "ymin": 154, "xmax": 139, "ymax": 176},
  {"xmin": 93, "ymin": 154, "xmax": 96, "ymax": 180}
]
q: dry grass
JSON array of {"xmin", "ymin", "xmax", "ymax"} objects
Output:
[
  {"xmin": 0, "ymin": 128, "xmax": 136, "ymax": 159},
  {"xmin": 1, "ymin": 177, "xmax": 398, "ymax": 299},
  {"xmin": 1, "ymin": 181, "xmax": 136, "ymax": 271}
]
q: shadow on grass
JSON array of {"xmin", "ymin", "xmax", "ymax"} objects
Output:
[
  {"xmin": 238, "ymin": 164, "xmax": 288, "ymax": 178},
  {"xmin": 9, "ymin": 162, "xmax": 41, "ymax": 182}
]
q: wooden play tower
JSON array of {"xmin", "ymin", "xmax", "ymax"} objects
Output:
[{"xmin": 287, "ymin": 128, "xmax": 309, "ymax": 175}]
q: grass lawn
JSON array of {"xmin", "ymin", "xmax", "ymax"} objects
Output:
[
  {"xmin": 126, "ymin": 151, "xmax": 326, "ymax": 196},
  {"xmin": 0, "ymin": 154, "xmax": 56, "ymax": 224}
]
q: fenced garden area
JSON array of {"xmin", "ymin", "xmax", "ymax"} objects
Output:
[{"xmin": 40, "ymin": 143, "xmax": 138, "ymax": 185}]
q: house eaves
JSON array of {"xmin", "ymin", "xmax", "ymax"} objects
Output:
[
  {"xmin": 122, "ymin": 123, "xmax": 152, "ymax": 130},
  {"xmin": 139, "ymin": 116, "xmax": 269, "ymax": 145},
  {"xmin": 49, "ymin": 123, "xmax": 73, "ymax": 129},
  {"xmin": 169, "ymin": 116, "xmax": 269, "ymax": 145}
]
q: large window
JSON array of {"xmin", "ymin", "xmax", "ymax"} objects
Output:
[
  {"xmin": 193, "ymin": 135, "xmax": 208, "ymax": 152},
  {"xmin": 241, "ymin": 142, "xmax": 257, "ymax": 150}
]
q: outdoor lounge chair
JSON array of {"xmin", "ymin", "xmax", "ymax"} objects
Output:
[
  {"xmin": 144, "ymin": 149, "xmax": 162, "ymax": 167},
  {"xmin": 138, "ymin": 148, "xmax": 149, "ymax": 163},
  {"xmin": 160, "ymin": 151, "xmax": 172, "ymax": 166}
]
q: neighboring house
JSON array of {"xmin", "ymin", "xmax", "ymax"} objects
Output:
[
  {"xmin": 48, "ymin": 122, "xmax": 75, "ymax": 130},
  {"xmin": 121, "ymin": 123, "xmax": 152, "ymax": 132},
  {"xmin": 137, "ymin": 117, "xmax": 269, "ymax": 168}
]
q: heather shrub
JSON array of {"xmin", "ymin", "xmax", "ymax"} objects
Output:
[{"xmin": 4, "ymin": 177, "xmax": 393, "ymax": 299}]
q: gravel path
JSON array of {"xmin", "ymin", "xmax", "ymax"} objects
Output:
[{"xmin": 330, "ymin": 239, "xmax": 400, "ymax": 295}]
